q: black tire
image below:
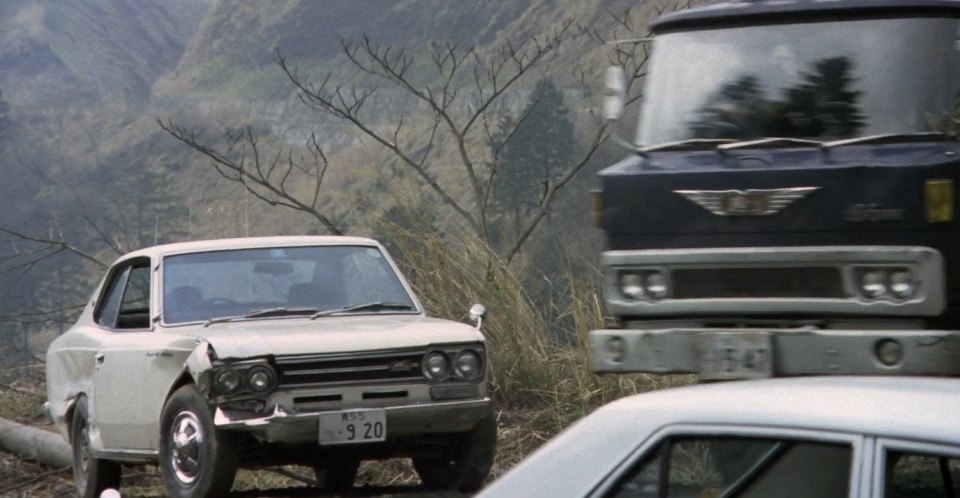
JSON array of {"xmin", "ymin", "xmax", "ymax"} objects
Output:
[
  {"xmin": 71, "ymin": 395, "xmax": 122, "ymax": 498},
  {"xmin": 312, "ymin": 458, "xmax": 360, "ymax": 491},
  {"xmin": 414, "ymin": 410, "xmax": 497, "ymax": 492},
  {"xmin": 158, "ymin": 385, "xmax": 238, "ymax": 498}
]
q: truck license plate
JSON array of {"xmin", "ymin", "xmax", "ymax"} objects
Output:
[
  {"xmin": 697, "ymin": 332, "xmax": 772, "ymax": 380},
  {"xmin": 318, "ymin": 409, "xmax": 387, "ymax": 445}
]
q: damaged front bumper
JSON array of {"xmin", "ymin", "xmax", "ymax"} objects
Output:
[{"xmin": 213, "ymin": 398, "xmax": 492, "ymax": 444}]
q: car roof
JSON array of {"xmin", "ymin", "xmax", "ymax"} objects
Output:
[
  {"xmin": 115, "ymin": 235, "xmax": 380, "ymax": 261},
  {"xmin": 652, "ymin": 0, "xmax": 960, "ymax": 33},
  {"xmin": 599, "ymin": 376, "xmax": 960, "ymax": 439},
  {"xmin": 478, "ymin": 376, "xmax": 960, "ymax": 498}
]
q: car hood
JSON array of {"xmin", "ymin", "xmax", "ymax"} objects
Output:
[{"xmin": 168, "ymin": 314, "xmax": 484, "ymax": 360}]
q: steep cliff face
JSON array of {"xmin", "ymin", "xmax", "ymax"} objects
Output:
[{"xmin": 151, "ymin": 0, "xmax": 640, "ymax": 148}]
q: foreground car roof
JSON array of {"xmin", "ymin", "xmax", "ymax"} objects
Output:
[
  {"xmin": 118, "ymin": 235, "xmax": 378, "ymax": 259},
  {"xmin": 652, "ymin": 0, "xmax": 960, "ymax": 33},
  {"xmin": 478, "ymin": 376, "xmax": 960, "ymax": 497}
]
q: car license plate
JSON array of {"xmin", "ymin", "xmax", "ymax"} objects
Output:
[
  {"xmin": 697, "ymin": 332, "xmax": 772, "ymax": 380},
  {"xmin": 318, "ymin": 409, "xmax": 387, "ymax": 445}
]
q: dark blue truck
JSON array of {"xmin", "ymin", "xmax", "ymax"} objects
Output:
[{"xmin": 589, "ymin": 0, "xmax": 960, "ymax": 379}]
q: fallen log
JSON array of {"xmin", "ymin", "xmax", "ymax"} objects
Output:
[{"xmin": 0, "ymin": 417, "xmax": 72, "ymax": 469}]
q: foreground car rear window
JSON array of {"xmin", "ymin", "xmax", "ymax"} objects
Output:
[{"xmin": 162, "ymin": 245, "xmax": 415, "ymax": 324}]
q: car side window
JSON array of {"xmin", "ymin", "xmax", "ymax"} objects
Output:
[
  {"xmin": 885, "ymin": 449, "xmax": 960, "ymax": 498},
  {"xmin": 94, "ymin": 260, "xmax": 151, "ymax": 330},
  {"xmin": 606, "ymin": 436, "xmax": 852, "ymax": 498}
]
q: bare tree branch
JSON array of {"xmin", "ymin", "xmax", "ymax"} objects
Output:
[
  {"xmin": 0, "ymin": 227, "xmax": 108, "ymax": 269},
  {"xmin": 279, "ymin": 19, "xmax": 578, "ymax": 247},
  {"xmin": 156, "ymin": 119, "xmax": 342, "ymax": 235}
]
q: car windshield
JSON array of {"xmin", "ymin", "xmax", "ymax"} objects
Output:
[
  {"xmin": 637, "ymin": 17, "xmax": 960, "ymax": 146},
  {"xmin": 162, "ymin": 245, "xmax": 417, "ymax": 324}
]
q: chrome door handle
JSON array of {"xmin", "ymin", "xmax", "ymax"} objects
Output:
[{"xmin": 95, "ymin": 353, "xmax": 105, "ymax": 364}]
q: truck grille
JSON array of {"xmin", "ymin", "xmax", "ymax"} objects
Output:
[
  {"xmin": 274, "ymin": 350, "xmax": 424, "ymax": 387},
  {"xmin": 671, "ymin": 267, "xmax": 844, "ymax": 299}
]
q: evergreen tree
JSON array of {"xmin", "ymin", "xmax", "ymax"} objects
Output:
[
  {"xmin": 0, "ymin": 89, "xmax": 10, "ymax": 134},
  {"xmin": 492, "ymin": 79, "xmax": 575, "ymax": 239}
]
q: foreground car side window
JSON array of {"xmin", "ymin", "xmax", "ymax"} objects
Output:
[
  {"xmin": 94, "ymin": 259, "xmax": 151, "ymax": 330},
  {"xmin": 606, "ymin": 436, "xmax": 852, "ymax": 498},
  {"xmin": 885, "ymin": 449, "xmax": 960, "ymax": 497}
]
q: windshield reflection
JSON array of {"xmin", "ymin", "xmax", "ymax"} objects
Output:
[
  {"xmin": 162, "ymin": 245, "xmax": 417, "ymax": 324},
  {"xmin": 638, "ymin": 18, "xmax": 960, "ymax": 145}
]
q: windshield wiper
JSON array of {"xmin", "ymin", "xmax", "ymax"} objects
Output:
[
  {"xmin": 717, "ymin": 137, "xmax": 824, "ymax": 151},
  {"xmin": 204, "ymin": 307, "xmax": 318, "ymax": 327},
  {"xmin": 311, "ymin": 302, "xmax": 414, "ymax": 319},
  {"xmin": 641, "ymin": 138, "xmax": 737, "ymax": 153},
  {"xmin": 824, "ymin": 132, "xmax": 946, "ymax": 148}
]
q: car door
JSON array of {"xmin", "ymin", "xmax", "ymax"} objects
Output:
[
  {"xmin": 91, "ymin": 258, "xmax": 155, "ymax": 450},
  {"xmin": 593, "ymin": 425, "xmax": 865, "ymax": 498},
  {"xmin": 874, "ymin": 438, "xmax": 960, "ymax": 498}
]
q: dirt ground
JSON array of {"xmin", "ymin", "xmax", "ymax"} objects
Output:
[{"xmin": 0, "ymin": 452, "xmax": 472, "ymax": 498}]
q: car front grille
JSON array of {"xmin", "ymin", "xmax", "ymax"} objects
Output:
[
  {"xmin": 671, "ymin": 267, "xmax": 845, "ymax": 299},
  {"xmin": 274, "ymin": 350, "xmax": 424, "ymax": 388}
]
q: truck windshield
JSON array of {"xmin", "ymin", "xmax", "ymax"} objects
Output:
[{"xmin": 637, "ymin": 17, "xmax": 960, "ymax": 146}]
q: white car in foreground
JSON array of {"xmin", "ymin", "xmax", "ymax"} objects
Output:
[
  {"xmin": 45, "ymin": 236, "xmax": 495, "ymax": 498},
  {"xmin": 476, "ymin": 376, "xmax": 960, "ymax": 498}
]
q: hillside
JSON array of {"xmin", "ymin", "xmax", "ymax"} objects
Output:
[
  {"xmin": 0, "ymin": 1, "xmax": 694, "ymax": 495},
  {"xmin": 0, "ymin": 0, "xmax": 680, "ymax": 367}
]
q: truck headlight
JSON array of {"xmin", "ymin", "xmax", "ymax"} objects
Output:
[
  {"xmin": 618, "ymin": 270, "xmax": 669, "ymax": 301},
  {"xmin": 619, "ymin": 273, "xmax": 645, "ymax": 300},
  {"xmin": 858, "ymin": 269, "xmax": 886, "ymax": 299},
  {"xmin": 646, "ymin": 271, "xmax": 668, "ymax": 299},
  {"xmin": 454, "ymin": 350, "xmax": 483, "ymax": 381},
  {"xmin": 855, "ymin": 266, "xmax": 917, "ymax": 301},
  {"xmin": 888, "ymin": 270, "xmax": 915, "ymax": 299}
]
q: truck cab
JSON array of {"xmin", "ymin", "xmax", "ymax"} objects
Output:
[{"xmin": 590, "ymin": 0, "xmax": 960, "ymax": 380}]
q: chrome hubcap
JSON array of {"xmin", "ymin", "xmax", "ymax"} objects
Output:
[{"xmin": 169, "ymin": 411, "xmax": 204, "ymax": 484}]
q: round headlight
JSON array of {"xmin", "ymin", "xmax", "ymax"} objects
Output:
[
  {"xmin": 246, "ymin": 365, "xmax": 277, "ymax": 394},
  {"xmin": 214, "ymin": 368, "xmax": 242, "ymax": 394},
  {"xmin": 422, "ymin": 351, "xmax": 450, "ymax": 381},
  {"xmin": 454, "ymin": 350, "xmax": 483, "ymax": 381},
  {"xmin": 619, "ymin": 273, "xmax": 644, "ymax": 300},
  {"xmin": 646, "ymin": 271, "xmax": 668, "ymax": 300},
  {"xmin": 860, "ymin": 270, "xmax": 886, "ymax": 299},
  {"xmin": 888, "ymin": 270, "xmax": 915, "ymax": 300}
]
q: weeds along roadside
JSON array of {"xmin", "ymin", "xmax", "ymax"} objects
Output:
[{"xmin": 378, "ymin": 221, "xmax": 692, "ymax": 441}]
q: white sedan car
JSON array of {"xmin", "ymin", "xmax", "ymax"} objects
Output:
[
  {"xmin": 476, "ymin": 376, "xmax": 960, "ymax": 498},
  {"xmin": 45, "ymin": 236, "xmax": 495, "ymax": 498}
]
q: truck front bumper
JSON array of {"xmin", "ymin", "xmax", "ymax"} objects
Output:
[{"xmin": 590, "ymin": 328, "xmax": 960, "ymax": 380}]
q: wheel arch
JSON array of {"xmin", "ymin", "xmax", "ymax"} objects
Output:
[{"xmin": 163, "ymin": 372, "xmax": 196, "ymax": 408}]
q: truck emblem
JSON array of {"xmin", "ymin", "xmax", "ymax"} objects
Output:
[{"xmin": 674, "ymin": 187, "xmax": 820, "ymax": 216}]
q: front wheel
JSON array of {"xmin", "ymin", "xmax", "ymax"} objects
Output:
[
  {"xmin": 414, "ymin": 410, "xmax": 497, "ymax": 492},
  {"xmin": 158, "ymin": 385, "xmax": 238, "ymax": 498},
  {"xmin": 70, "ymin": 395, "xmax": 121, "ymax": 498}
]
